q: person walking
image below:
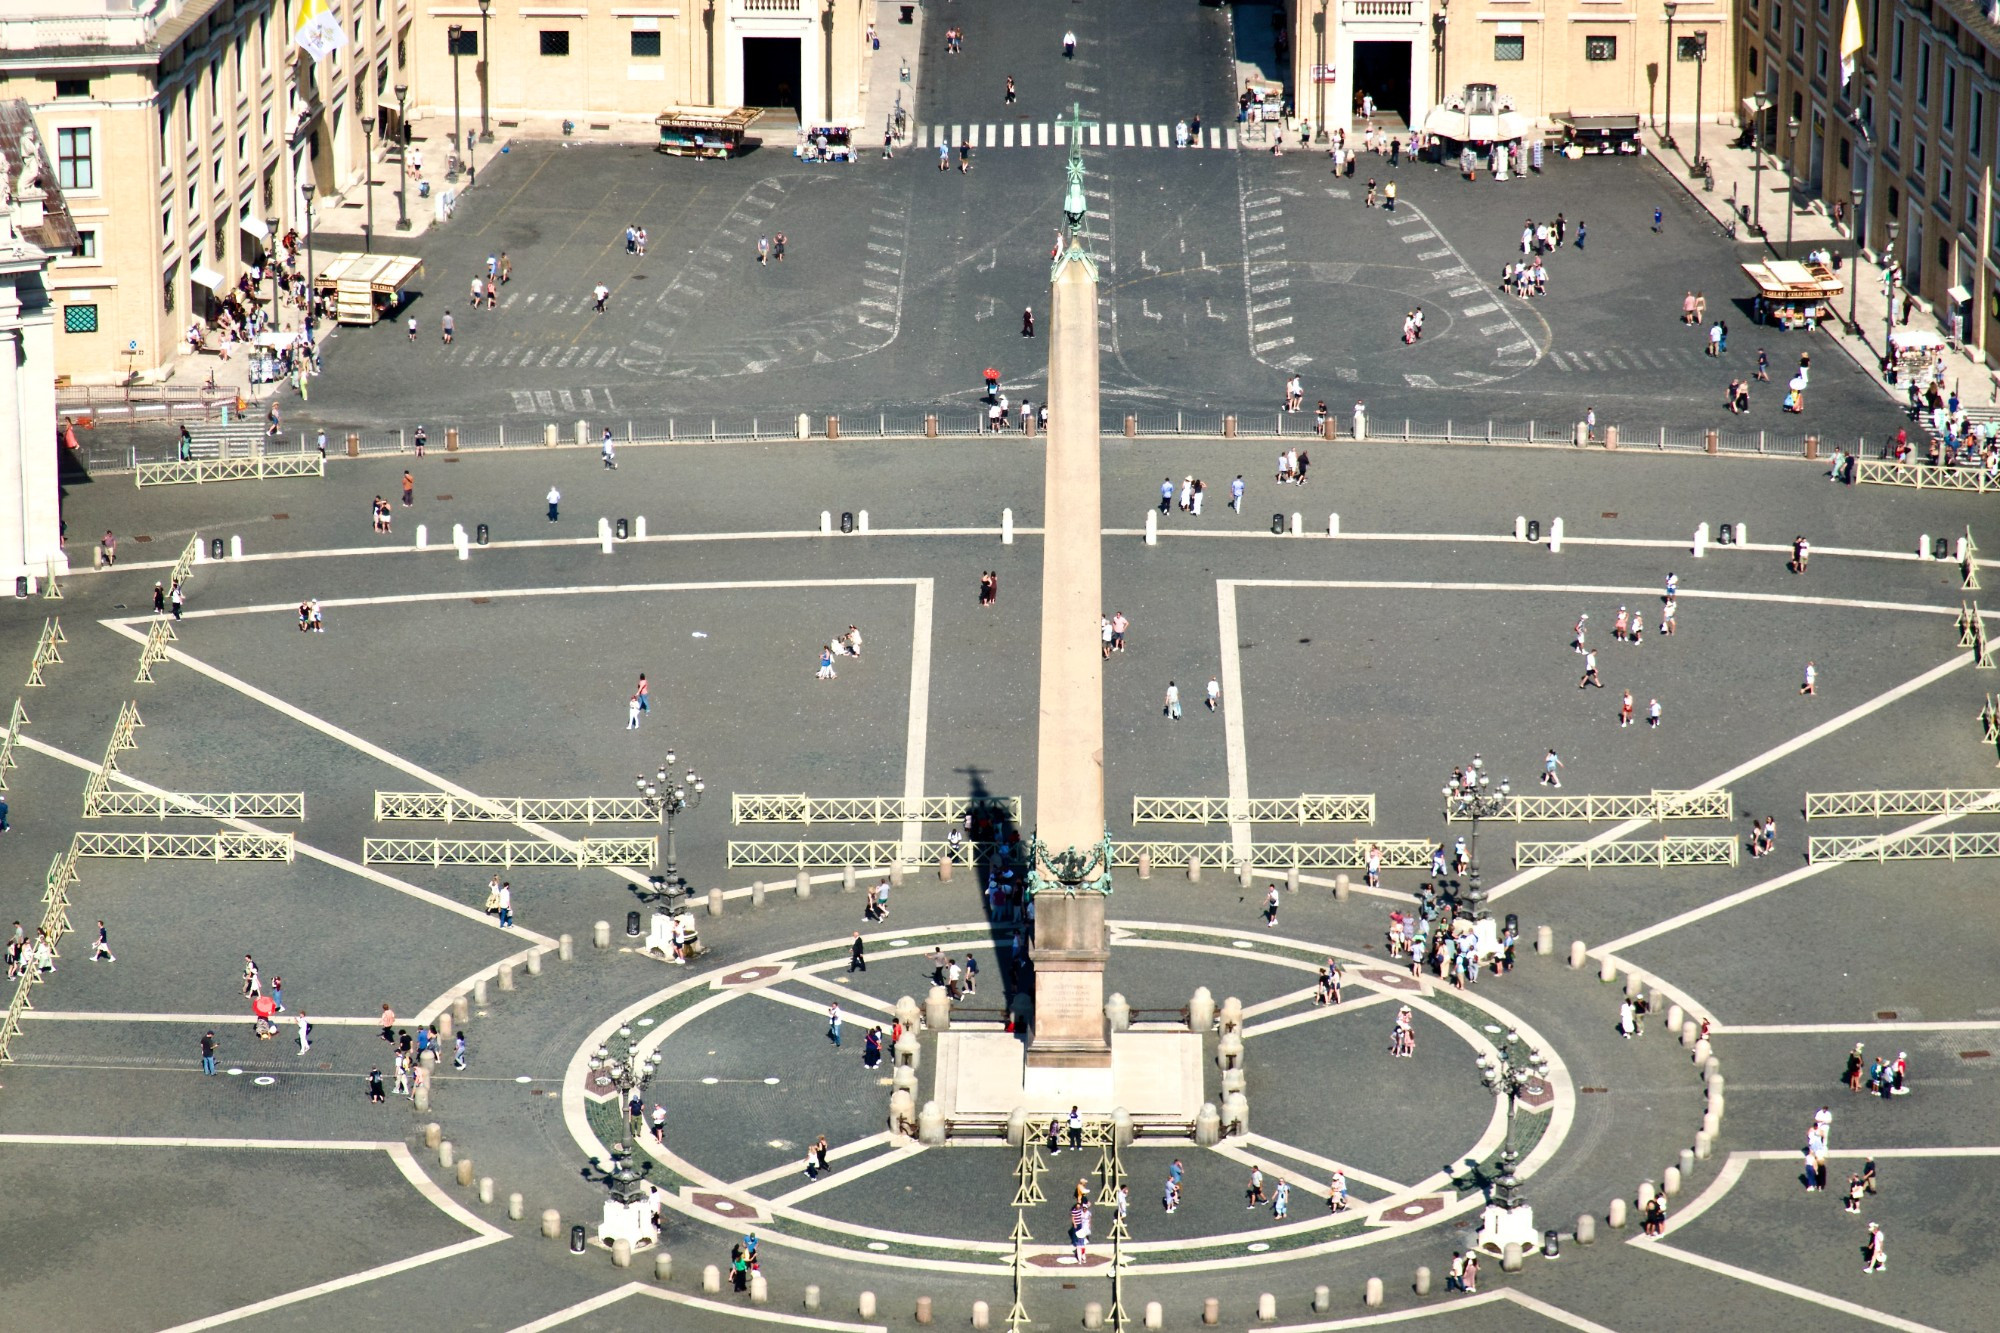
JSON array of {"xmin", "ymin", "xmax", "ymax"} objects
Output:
[
  {"xmin": 1063, "ymin": 29, "xmax": 1076, "ymax": 58},
  {"xmin": 296, "ymin": 1010, "xmax": 312, "ymax": 1054},
  {"xmin": 547, "ymin": 485, "xmax": 561, "ymax": 522},
  {"xmin": 1862, "ymin": 1222, "xmax": 1886, "ymax": 1273},
  {"xmin": 1802, "ymin": 661, "xmax": 1818, "ymax": 696},
  {"xmin": 1578, "ymin": 650, "xmax": 1603, "ymax": 689},
  {"xmin": 627, "ymin": 693, "xmax": 643, "ymax": 730},
  {"xmin": 1648, "ymin": 698, "xmax": 1662, "ymax": 729},
  {"xmin": 1791, "ymin": 535, "xmax": 1811, "ymax": 574},
  {"xmin": 170, "ymin": 580, "xmax": 185, "ymax": 621},
  {"xmin": 1619, "ymin": 690, "xmax": 1634, "ymax": 728},
  {"xmin": 1164, "ymin": 681, "xmax": 1182, "ymax": 720},
  {"xmin": 1541, "ymin": 748, "xmax": 1564, "ymax": 787},
  {"xmin": 89, "ymin": 920, "xmax": 115, "ymax": 962},
  {"xmin": 1264, "ymin": 884, "xmax": 1280, "ymax": 928},
  {"xmin": 849, "ymin": 931, "xmax": 867, "ymax": 973},
  {"xmin": 454, "ymin": 1031, "xmax": 468, "ymax": 1069},
  {"xmin": 1004, "ymin": 75, "xmax": 1017, "ymax": 105},
  {"xmin": 593, "ymin": 282, "xmax": 610, "ymax": 312},
  {"xmin": 441, "ymin": 310, "xmax": 454, "ymax": 345},
  {"xmin": 827, "ymin": 1003, "xmax": 843, "ymax": 1046},
  {"xmin": 402, "ymin": 470, "xmax": 415, "ymax": 507},
  {"xmin": 1446, "ymin": 1251, "xmax": 1466, "ymax": 1292},
  {"xmin": 200, "ymin": 1030, "xmax": 218, "ymax": 1075},
  {"xmin": 602, "ymin": 429, "xmax": 618, "ymax": 469},
  {"xmin": 368, "ymin": 1067, "xmax": 387, "ymax": 1103},
  {"xmin": 1022, "ymin": 307, "xmax": 1035, "ymax": 337},
  {"xmin": 1652, "ymin": 207, "xmax": 1663, "ymax": 233}
]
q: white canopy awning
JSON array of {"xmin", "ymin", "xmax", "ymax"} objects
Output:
[
  {"xmin": 189, "ymin": 265, "xmax": 225, "ymax": 291},
  {"xmin": 240, "ymin": 213, "xmax": 270, "ymax": 240}
]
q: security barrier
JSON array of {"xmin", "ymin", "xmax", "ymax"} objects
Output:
[
  {"xmin": 1809, "ymin": 830, "xmax": 2000, "ymax": 864},
  {"xmin": 1445, "ymin": 789, "xmax": 1731, "ymax": 822},
  {"xmin": 1804, "ymin": 789, "xmax": 2000, "ymax": 819},
  {"xmin": 1130, "ymin": 795, "xmax": 1377, "ymax": 824},
  {"xmin": 135, "ymin": 452, "xmax": 326, "ymax": 487},
  {"xmin": 25, "ymin": 618, "xmax": 63, "ymax": 687},
  {"xmin": 84, "ymin": 790, "xmax": 306, "ymax": 820},
  {"xmin": 71, "ymin": 829, "xmax": 295, "ymax": 861},
  {"xmin": 730, "ymin": 794, "xmax": 1022, "ymax": 825},
  {"xmin": 375, "ymin": 792, "xmax": 656, "ymax": 823},
  {"xmin": 1851, "ymin": 458, "xmax": 2000, "ymax": 492},
  {"xmin": 133, "ymin": 618, "xmax": 178, "ymax": 683},
  {"xmin": 81, "ymin": 701, "xmax": 145, "ymax": 814},
  {"xmin": 362, "ymin": 837, "xmax": 656, "ymax": 867},
  {"xmin": 170, "ymin": 535, "xmax": 201, "ymax": 589},
  {"xmin": 41, "ymin": 560, "xmax": 62, "ymax": 600},
  {"xmin": 0, "ymin": 698, "xmax": 27, "ymax": 790},
  {"xmin": 1513, "ymin": 837, "xmax": 1739, "ymax": 868},
  {"xmin": 727, "ymin": 838, "xmax": 1434, "ymax": 870}
]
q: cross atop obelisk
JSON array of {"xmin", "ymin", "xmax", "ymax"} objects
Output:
[{"xmin": 1023, "ymin": 116, "xmax": 1113, "ymax": 1082}]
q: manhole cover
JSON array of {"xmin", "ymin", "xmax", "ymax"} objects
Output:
[
  {"xmin": 471, "ymin": 597, "xmax": 491, "ymax": 605},
  {"xmin": 435, "ymin": 494, "xmax": 453, "ymax": 501},
  {"xmin": 1960, "ymin": 1050, "xmax": 1991, "ymax": 1060},
  {"xmin": 272, "ymin": 513, "xmax": 290, "ymax": 521},
  {"xmin": 1876, "ymin": 1011, "xmax": 1899, "ymax": 1020},
  {"xmin": 133, "ymin": 534, "xmax": 153, "ymax": 543}
]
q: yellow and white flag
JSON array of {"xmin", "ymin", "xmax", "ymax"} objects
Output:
[
  {"xmin": 1839, "ymin": 0, "xmax": 1865, "ymax": 88},
  {"xmin": 292, "ymin": 0, "xmax": 346, "ymax": 62}
]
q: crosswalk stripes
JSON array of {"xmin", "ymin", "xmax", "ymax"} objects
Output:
[
  {"xmin": 923, "ymin": 123, "xmax": 1236, "ymax": 150},
  {"xmin": 1541, "ymin": 347, "xmax": 1704, "ymax": 371}
]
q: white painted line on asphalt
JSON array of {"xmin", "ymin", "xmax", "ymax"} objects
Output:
[
  {"xmin": 1594, "ymin": 783, "xmax": 1996, "ymax": 956},
  {"xmin": 1240, "ymin": 990, "xmax": 1396, "ymax": 1039},
  {"xmin": 1238, "ymin": 984, "xmax": 1324, "ymax": 1019},
  {"xmin": 1215, "ymin": 1135, "xmax": 1407, "ymax": 1198},
  {"xmin": 726, "ymin": 1131, "xmax": 898, "ymax": 1194},
  {"xmin": 506, "ymin": 1282, "xmax": 887, "ymax": 1333},
  {"xmin": 1038, "ymin": 122, "xmax": 1049, "ymax": 146},
  {"xmin": 1217, "ymin": 583, "xmax": 1253, "ymax": 863},
  {"xmin": 1710, "ymin": 1020, "xmax": 2000, "ymax": 1034},
  {"xmin": 786, "ymin": 971, "xmax": 901, "ymax": 1017},
  {"xmin": 903, "ymin": 578, "xmax": 935, "ymax": 863},
  {"xmin": 748, "ymin": 986, "xmax": 846, "ymax": 1020},
  {"xmin": 1637, "ymin": 1236, "xmax": 1947, "ymax": 1331},
  {"xmin": 766, "ymin": 1136, "xmax": 923, "ymax": 1207},
  {"xmin": 24, "ymin": 1011, "xmax": 378, "ymax": 1024}
]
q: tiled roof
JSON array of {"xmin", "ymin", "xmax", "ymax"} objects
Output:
[{"xmin": 0, "ymin": 98, "xmax": 80, "ymax": 254}]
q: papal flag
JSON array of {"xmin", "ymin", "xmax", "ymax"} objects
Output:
[
  {"xmin": 292, "ymin": 0, "xmax": 346, "ymax": 61},
  {"xmin": 1839, "ymin": 0, "xmax": 1864, "ymax": 89}
]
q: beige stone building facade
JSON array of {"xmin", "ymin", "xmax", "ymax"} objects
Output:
[
  {"xmin": 1738, "ymin": 0, "xmax": 2000, "ymax": 356},
  {"xmin": 405, "ymin": 0, "xmax": 869, "ymax": 134},
  {"xmin": 1283, "ymin": 0, "xmax": 1731, "ymax": 143}
]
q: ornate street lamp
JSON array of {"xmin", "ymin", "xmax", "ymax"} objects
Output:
[
  {"xmin": 394, "ymin": 83, "xmax": 411, "ymax": 231},
  {"xmin": 1884, "ymin": 217, "xmax": 1900, "ymax": 359},
  {"xmin": 1849, "ymin": 184, "xmax": 1865, "ymax": 331},
  {"xmin": 478, "ymin": 0, "xmax": 493, "ymax": 142},
  {"xmin": 301, "ymin": 180, "xmax": 316, "ymax": 327},
  {"xmin": 360, "ymin": 115, "xmax": 375, "ymax": 252},
  {"xmin": 1690, "ymin": 31, "xmax": 1708, "ymax": 180},
  {"xmin": 1441, "ymin": 755, "xmax": 1509, "ymax": 932},
  {"xmin": 1474, "ymin": 1029, "xmax": 1552, "ymax": 1253},
  {"xmin": 1661, "ymin": 2, "xmax": 1679, "ymax": 151},
  {"xmin": 1744, "ymin": 92, "xmax": 1770, "ymax": 237},
  {"xmin": 447, "ymin": 25, "xmax": 464, "ymax": 183},
  {"xmin": 638, "ymin": 751, "xmax": 705, "ymax": 893},
  {"xmin": 588, "ymin": 1029, "xmax": 663, "ymax": 1144},
  {"xmin": 1432, "ymin": 0, "xmax": 1449, "ymax": 133},
  {"xmin": 265, "ymin": 214, "xmax": 281, "ymax": 329},
  {"xmin": 1316, "ymin": 0, "xmax": 1330, "ymax": 145},
  {"xmin": 1784, "ymin": 114, "xmax": 1800, "ymax": 258}
]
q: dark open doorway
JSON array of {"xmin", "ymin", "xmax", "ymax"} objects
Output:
[
  {"xmin": 742, "ymin": 37, "xmax": 801, "ymax": 115},
  {"xmin": 1353, "ymin": 40, "xmax": 1412, "ymax": 125}
]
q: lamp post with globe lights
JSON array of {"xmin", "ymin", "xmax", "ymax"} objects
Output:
[
  {"xmin": 1441, "ymin": 756, "xmax": 1509, "ymax": 933},
  {"xmin": 1474, "ymin": 1029, "xmax": 1551, "ymax": 1253},
  {"xmin": 637, "ymin": 752, "xmax": 704, "ymax": 894},
  {"xmin": 588, "ymin": 1028, "xmax": 663, "ymax": 1147}
]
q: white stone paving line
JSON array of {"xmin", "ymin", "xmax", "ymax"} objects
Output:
[
  {"xmin": 505, "ymin": 1281, "xmax": 886, "ymax": 1333},
  {"xmin": 0, "ymin": 1136, "xmax": 506, "ymax": 1332},
  {"xmin": 725, "ymin": 1129, "xmax": 898, "ymax": 1195},
  {"xmin": 1266, "ymin": 1288, "xmax": 1622, "ymax": 1333},
  {"xmin": 765, "ymin": 1136, "xmax": 925, "ymax": 1209}
]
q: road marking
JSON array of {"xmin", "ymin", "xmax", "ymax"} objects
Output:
[
  {"xmin": 1216, "ymin": 581, "xmax": 1251, "ymax": 878},
  {"xmin": 1038, "ymin": 122, "xmax": 1049, "ymax": 146},
  {"xmin": 728, "ymin": 1131, "xmax": 899, "ymax": 1194},
  {"xmin": 1229, "ymin": 1132, "xmax": 1410, "ymax": 1196},
  {"xmin": 748, "ymin": 987, "xmax": 840, "ymax": 1021},
  {"xmin": 1711, "ymin": 1020, "xmax": 2000, "ymax": 1034},
  {"xmin": 767, "ymin": 1137, "xmax": 923, "ymax": 1207},
  {"xmin": 1241, "ymin": 990, "xmax": 1396, "ymax": 1039},
  {"xmin": 1140, "ymin": 124, "xmax": 1153, "ymax": 147},
  {"xmin": 787, "ymin": 971, "xmax": 901, "ymax": 1017},
  {"xmin": 1003, "ymin": 124, "xmax": 1014, "ymax": 147},
  {"xmin": 507, "ymin": 1283, "xmax": 887, "ymax": 1333},
  {"xmin": 1461, "ymin": 302, "xmax": 1500, "ymax": 317},
  {"xmin": 24, "ymin": 1011, "xmax": 380, "ymax": 1025}
]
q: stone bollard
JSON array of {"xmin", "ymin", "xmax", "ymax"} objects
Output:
[
  {"xmin": 1663, "ymin": 1166, "xmax": 1682, "ymax": 1196},
  {"xmin": 1502, "ymin": 1243, "xmax": 1524, "ymax": 1273},
  {"xmin": 479, "ymin": 1176, "xmax": 494, "ymax": 1204},
  {"xmin": 859, "ymin": 1292, "xmax": 877, "ymax": 1318},
  {"xmin": 890, "ymin": 861, "xmax": 905, "ymax": 889},
  {"xmin": 925, "ymin": 986, "xmax": 953, "ymax": 1032},
  {"xmin": 707, "ymin": 888, "xmax": 724, "ymax": 916},
  {"xmin": 1569, "ymin": 940, "xmax": 1587, "ymax": 968},
  {"xmin": 414, "ymin": 1081, "xmax": 431, "ymax": 1113},
  {"xmin": 1705, "ymin": 1057, "xmax": 1722, "ymax": 1084},
  {"xmin": 1145, "ymin": 1302, "xmax": 1163, "ymax": 1330},
  {"xmin": 1679, "ymin": 1147, "xmax": 1696, "ymax": 1178},
  {"xmin": 1219, "ymin": 996, "xmax": 1243, "ymax": 1032},
  {"xmin": 1007, "ymin": 1106, "xmax": 1030, "ymax": 1146},
  {"xmin": 1667, "ymin": 1003, "xmax": 1685, "ymax": 1032},
  {"xmin": 1702, "ymin": 1107, "xmax": 1721, "ymax": 1137},
  {"xmin": 751, "ymin": 1273, "xmax": 769, "ymax": 1304},
  {"xmin": 1237, "ymin": 862, "xmax": 1254, "ymax": 891},
  {"xmin": 1692, "ymin": 1038, "xmax": 1712, "ymax": 1066},
  {"xmin": 889, "ymin": 1090, "xmax": 916, "ymax": 1135},
  {"xmin": 1625, "ymin": 972, "xmax": 1644, "ymax": 998},
  {"xmin": 1415, "ymin": 1266, "xmax": 1432, "ymax": 1295},
  {"xmin": 1111, "ymin": 1107, "xmax": 1133, "ymax": 1150},
  {"xmin": 1222, "ymin": 1091, "xmax": 1249, "ymax": 1136},
  {"xmin": 891, "ymin": 1066, "xmax": 916, "ymax": 1098},
  {"xmin": 559, "ymin": 934, "xmax": 574, "ymax": 961},
  {"xmin": 1287, "ymin": 866, "xmax": 1300, "ymax": 895},
  {"xmin": 1598, "ymin": 957, "xmax": 1617, "ymax": 983},
  {"xmin": 1255, "ymin": 1293, "xmax": 1275, "ymax": 1323},
  {"xmin": 796, "ymin": 870, "xmax": 812, "ymax": 900},
  {"xmin": 473, "ymin": 979, "xmax": 489, "ymax": 1007},
  {"xmin": 1334, "ymin": 873, "xmax": 1350, "ymax": 901},
  {"xmin": 1188, "ymin": 853, "xmax": 1202, "ymax": 882},
  {"xmin": 457, "ymin": 1158, "xmax": 475, "ymax": 1187},
  {"xmin": 1364, "ymin": 1277, "xmax": 1383, "ymax": 1308},
  {"xmin": 1695, "ymin": 1130, "xmax": 1713, "ymax": 1160},
  {"xmin": 1086, "ymin": 1300, "xmax": 1105, "ymax": 1328},
  {"xmin": 1638, "ymin": 1180, "xmax": 1656, "ymax": 1208},
  {"xmin": 593, "ymin": 920, "xmax": 611, "ymax": 949},
  {"xmin": 526, "ymin": 951, "xmax": 542, "ymax": 976},
  {"xmin": 1106, "ymin": 993, "xmax": 1131, "ymax": 1032},
  {"xmin": 498, "ymin": 962, "xmax": 515, "ymax": 991},
  {"xmin": 1313, "ymin": 1285, "xmax": 1331, "ymax": 1312},
  {"xmin": 918, "ymin": 1100, "xmax": 947, "ymax": 1146},
  {"xmin": 612, "ymin": 1239, "xmax": 632, "ymax": 1268},
  {"xmin": 843, "ymin": 864, "xmax": 857, "ymax": 893},
  {"xmin": 439, "ymin": 1011, "xmax": 455, "ymax": 1041},
  {"xmin": 656, "ymin": 1251, "xmax": 674, "ymax": 1282},
  {"xmin": 1188, "ymin": 987, "xmax": 1215, "ymax": 1032},
  {"xmin": 939, "ymin": 856, "xmax": 953, "ymax": 882},
  {"xmin": 1217, "ymin": 1032, "xmax": 1244, "ymax": 1070},
  {"xmin": 804, "ymin": 1285, "xmax": 820, "ymax": 1311},
  {"xmin": 1608, "ymin": 1197, "xmax": 1627, "ymax": 1228},
  {"xmin": 454, "ymin": 996, "xmax": 470, "ymax": 1024},
  {"xmin": 1535, "ymin": 925, "xmax": 1553, "ymax": 955},
  {"xmin": 439, "ymin": 1142, "xmax": 455, "ymax": 1168},
  {"xmin": 1708, "ymin": 1074, "xmax": 1725, "ymax": 1102},
  {"xmin": 1575, "ymin": 1211, "xmax": 1598, "ymax": 1245},
  {"xmin": 751, "ymin": 880, "xmax": 767, "ymax": 909},
  {"xmin": 895, "ymin": 1034, "xmax": 921, "ymax": 1069},
  {"xmin": 1680, "ymin": 1020, "xmax": 1698, "ymax": 1046},
  {"xmin": 425, "ymin": 1122, "xmax": 442, "ymax": 1149},
  {"xmin": 542, "ymin": 1208, "xmax": 561, "ymax": 1239},
  {"xmin": 508, "ymin": 1191, "xmax": 524, "ymax": 1220},
  {"xmin": 897, "ymin": 996, "xmax": 923, "ymax": 1031},
  {"xmin": 1138, "ymin": 851, "xmax": 1152, "ymax": 880},
  {"xmin": 1202, "ymin": 1298, "xmax": 1220, "ymax": 1325},
  {"xmin": 703, "ymin": 1265, "xmax": 722, "ymax": 1294},
  {"xmin": 1195, "ymin": 1102, "xmax": 1222, "ymax": 1146},
  {"xmin": 972, "ymin": 1300, "xmax": 989, "ymax": 1328}
]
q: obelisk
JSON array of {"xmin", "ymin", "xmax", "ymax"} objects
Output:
[{"xmin": 1025, "ymin": 107, "xmax": 1112, "ymax": 1083}]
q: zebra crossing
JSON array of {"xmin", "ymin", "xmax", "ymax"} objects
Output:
[
  {"xmin": 1543, "ymin": 346, "xmax": 1709, "ymax": 372},
  {"xmin": 434, "ymin": 337, "xmax": 623, "ymax": 371},
  {"xmin": 917, "ymin": 122, "xmax": 1240, "ymax": 151}
]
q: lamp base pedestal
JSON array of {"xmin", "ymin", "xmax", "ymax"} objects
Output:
[{"xmin": 1474, "ymin": 1201, "xmax": 1538, "ymax": 1256}]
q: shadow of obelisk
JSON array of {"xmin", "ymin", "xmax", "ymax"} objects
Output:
[{"xmin": 1020, "ymin": 112, "xmax": 1115, "ymax": 1104}]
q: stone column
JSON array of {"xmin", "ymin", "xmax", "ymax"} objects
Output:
[{"xmin": 1027, "ymin": 249, "xmax": 1111, "ymax": 1073}]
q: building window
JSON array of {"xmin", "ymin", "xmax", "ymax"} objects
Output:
[
  {"xmin": 1915, "ymin": 142, "xmax": 1926, "ymax": 177},
  {"xmin": 1968, "ymin": 189, "xmax": 1979, "ymax": 226},
  {"xmin": 63, "ymin": 304, "xmax": 99, "ymax": 334},
  {"xmin": 1816, "ymin": 48, "xmax": 1827, "ymax": 79},
  {"xmin": 1838, "ymin": 136, "xmax": 1849, "ymax": 167},
  {"xmin": 71, "ymin": 230, "xmax": 97, "ymax": 259},
  {"xmin": 1891, "ymin": 21, "xmax": 1903, "ymax": 82},
  {"xmin": 1917, "ymin": 42, "xmax": 1929, "ymax": 104},
  {"xmin": 631, "ymin": 30, "xmax": 663, "ymax": 58},
  {"xmin": 1748, "ymin": 47, "xmax": 1759, "ymax": 76},
  {"xmin": 449, "ymin": 28, "xmax": 478, "ymax": 55},
  {"xmin": 1585, "ymin": 35, "xmax": 1617, "ymax": 61},
  {"xmin": 1889, "ymin": 116, "xmax": 1899, "ymax": 151},
  {"xmin": 1972, "ymin": 90, "xmax": 1983, "ymax": 157},
  {"xmin": 164, "ymin": 262, "xmax": 177, "ymax": 313},
  {"xmin": 1943, "ymin": 66, "xmax": 1955, "ymax": 131},
  {"xmin": 1676, "ymin": 34, "xmax": 1704, "ymax": 61},
  {"xmin": 1940, "ymin": 163, "xmax": 1951, "ymax": 203},
  {"xmin": 56, "ymin": 127, "xmax": 94, "ymax": 191},
  {"xmin": 1793, "ymin": 22, "xmax": 1805, "ymax": 54},
  {"xmin": 1771, "ymin": 2, "xmax": 1781, "ymax": 32},
  {"xmin": 214, "ymin": 218, "xmax": 228, "ymax": 263},
  {"xmin": 540, "ymin": 30, "xmax": 570, "ymax": 56},
  {"xmin": 55, "ymin": 78, "xmax": 91, "ymax": 99}
]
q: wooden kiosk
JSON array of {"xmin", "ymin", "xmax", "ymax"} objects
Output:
[
  {"xmin": 655, "ymin": 107, "xmax": 759, "ymax": 160},
  {"xmin": 312, "ymin": 252, "xmax": 424, "ymax": 326},
  {"xmin": 1742, "ymin": 259, "xmax": 1846, "ymax": 330}
]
